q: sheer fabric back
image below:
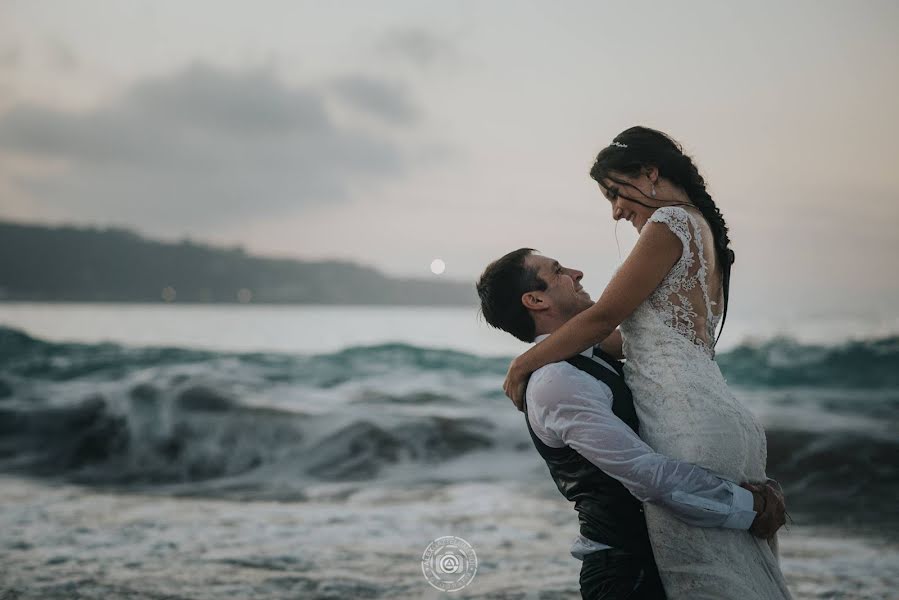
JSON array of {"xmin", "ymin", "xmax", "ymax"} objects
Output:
[{"xmin": 646, "ymin": 206, "xmax": 723, "ymax": 356}]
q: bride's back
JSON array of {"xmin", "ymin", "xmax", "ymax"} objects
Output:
[{"xmin": 643, "ymin": 204, "xmax": 724, "ymax": 355}]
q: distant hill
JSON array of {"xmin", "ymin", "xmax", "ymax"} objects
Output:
[{"xmin": 0, "ymin": 221, "xmax": 477, "ymax": 305}]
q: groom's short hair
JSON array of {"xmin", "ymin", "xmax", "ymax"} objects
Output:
[{"xmin": 476, "ymin": 248, "xmax": 547, "ymax": 343}]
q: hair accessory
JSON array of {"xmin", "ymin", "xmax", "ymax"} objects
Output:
[{"xmin": 610, "ymin": 141, "xmax": 628, "ymax": 148}]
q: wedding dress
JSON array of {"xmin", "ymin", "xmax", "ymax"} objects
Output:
[{"xmin": 620, "ymin": 206, "xmax": 793, "ymax": 599}]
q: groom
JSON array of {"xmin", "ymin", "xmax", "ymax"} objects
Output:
[{"xmin": 477, "ymin": 248, "xmax": 785, "ymax": 600}]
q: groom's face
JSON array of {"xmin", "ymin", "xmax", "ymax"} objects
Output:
[{"xmin": 523, "ymin": 254, "xmax": 593, "ymax": 318}]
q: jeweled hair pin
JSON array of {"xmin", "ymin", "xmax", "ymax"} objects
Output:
[{"xmin": 610, "ymin": 141, "xmax": 628, "ymax": 148}]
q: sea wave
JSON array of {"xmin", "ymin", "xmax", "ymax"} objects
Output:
[
  {"xmin": 0, "ymin": 387, "xmax": 894, "ymax": 526},
  {"xmin": 0, "ymin": 388, "xmax": 498, "ymax": 487},
  {"xmin": 0, "ymin": 326, "xmax": 510, "ymax": 385},
  {"xmin": 3, "ymin": 326, "xmax": 898, "ymax": 388},
  {"xmin": 1, "ymin": 325, "xmax": 897, "ymax": 526},
  {"xmin": 717, "ymin": 335, "xmax": 899, "ymax": 389}
]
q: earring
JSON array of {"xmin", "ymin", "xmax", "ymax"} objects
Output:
[{"xmin": 651, "ymin": 183, "xmax": 657, "ymax": 198}]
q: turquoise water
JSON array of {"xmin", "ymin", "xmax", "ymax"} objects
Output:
[{"xmin": 1, "ymin": 304, "xmax": 897, "ymax": 599}]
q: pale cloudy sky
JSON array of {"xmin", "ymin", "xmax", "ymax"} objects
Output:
[{"xmin": 0, "ymin": 1, "xmax": 897, "ymax": 318}]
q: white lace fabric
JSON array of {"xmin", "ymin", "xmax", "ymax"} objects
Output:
[
  {"xmin": 620, "ymin": 206, "xmax": 793, "ymax": 598},
  {"xmin": 644, "ymin": 205, "xmax": 723, "ymax": 357}
]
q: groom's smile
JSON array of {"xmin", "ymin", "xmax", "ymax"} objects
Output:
[{"xmin": 522, "ymin": 254, "xmax": 594, "ymax": 318}]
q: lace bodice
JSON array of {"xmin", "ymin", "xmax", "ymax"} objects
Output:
[{"xmin": 644, "ymin": 205, "xmax": 723, "ymax": 357}]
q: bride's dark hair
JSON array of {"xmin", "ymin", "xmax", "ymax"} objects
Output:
[{"xmin": 589, "ymin": 126, "xmax": 734, "ymax": 342}]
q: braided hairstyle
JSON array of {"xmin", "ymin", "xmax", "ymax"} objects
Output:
[{"xmin": 589, "ymin": 126, "xmax": 735, "ymax": 343}]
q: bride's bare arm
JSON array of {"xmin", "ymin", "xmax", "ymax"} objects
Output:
[{"xmin": 503, "ymin": 221, "xmax": 683, "ymax": 407}]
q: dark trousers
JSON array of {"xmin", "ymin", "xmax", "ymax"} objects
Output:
[{"xmin": 579, "ymin": 548, "xmax": 666, "ymax": 600}]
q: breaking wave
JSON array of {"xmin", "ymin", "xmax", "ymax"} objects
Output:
[{"xmin": 1, "ymin": 325, "xmax": 896, "ymax": 525}]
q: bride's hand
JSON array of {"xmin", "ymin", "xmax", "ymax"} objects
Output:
[{"xmin": 503, "ymin": 358, "xmax": 530, "ymax": 412}]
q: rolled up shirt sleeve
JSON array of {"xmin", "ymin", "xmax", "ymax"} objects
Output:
[{"xmin": 527, "ymin": 363, "xmax": 756, "ymax": 530}]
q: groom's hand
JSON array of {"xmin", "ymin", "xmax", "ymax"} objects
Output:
[{"xmin": 741, "ymin": 481, "xmax": 786, "ymax": 539}]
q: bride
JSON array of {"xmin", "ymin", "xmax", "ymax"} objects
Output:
[{"xmin": 503, "ymin": 127, "xmax": 792, "ymax": 599}]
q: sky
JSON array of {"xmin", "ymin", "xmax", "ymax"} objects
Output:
[{"xmin": 0, "ymin": 1, "xmax": 897, "ymax": 319}]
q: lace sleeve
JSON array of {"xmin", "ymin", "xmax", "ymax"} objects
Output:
[{"xmin": 647, "ymin": 205, "xmax": 692, "ymax": 252}]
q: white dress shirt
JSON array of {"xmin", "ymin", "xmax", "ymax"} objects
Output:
[{"xmin": 526, "ymin": 334, "xmax": 757, "ymax": 560}]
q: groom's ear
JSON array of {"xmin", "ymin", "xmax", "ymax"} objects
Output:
[{"xmin": 521, "ymin": 291, "xmax": 547, "ymax": 311}]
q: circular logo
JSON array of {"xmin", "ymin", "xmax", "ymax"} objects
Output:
[{"xmin": 421, "ymin": 536, "xmax": 478, "ymax": 592}]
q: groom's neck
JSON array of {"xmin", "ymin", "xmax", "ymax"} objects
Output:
[{"xmin": 533, "ymin": 318, "xmax": 566, "ymax": 339}]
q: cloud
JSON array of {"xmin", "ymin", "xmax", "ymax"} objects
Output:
[
  {"xmin": 48, "ymin": 40, "xmax": 78, "ymax": 71},
  {"xmin": 0, "ymin": 45, "xmax": 21, "ymax": 69},
  {"xmin": 332, "ymin": 76, "xmax": 416, "ymax": 124},
  {"xmin": 376, "ymin": 28, "xmax": 456, "ymax": 68},
  {"xmin": 0, "ymin": 63, "xmax": 410, "ymax": 232}
]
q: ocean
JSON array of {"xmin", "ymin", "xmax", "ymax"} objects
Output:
[{"xmin": 0, "ymin": 303, "xmax": 897, "ymax": 599}]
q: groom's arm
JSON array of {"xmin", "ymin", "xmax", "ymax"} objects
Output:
[{"xmin": 528, "ymin": 365, "xmax": 757, "ymax": 530}]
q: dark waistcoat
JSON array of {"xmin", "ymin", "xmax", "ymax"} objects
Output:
[{"xmin": 523, "ymin": 347, "xmax": 653, "ymax": 555}]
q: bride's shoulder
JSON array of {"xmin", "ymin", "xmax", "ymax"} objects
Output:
[
  {"xmin": 648, "ymin": 204, "xmax": 691, "ymax": 224},
  {"xmin": 645, "ymin": 205, "xmax": 692, "ymax": 236}
]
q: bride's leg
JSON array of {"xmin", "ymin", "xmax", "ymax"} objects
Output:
[{"xmin": 644, "ymin": 505, "xmax": 793, "ymax": 599}]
